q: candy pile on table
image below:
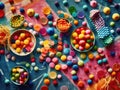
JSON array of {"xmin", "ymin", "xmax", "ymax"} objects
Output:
[{"xmin": 0, "ymin": 0, "xmax": 120, "ymax": 90}]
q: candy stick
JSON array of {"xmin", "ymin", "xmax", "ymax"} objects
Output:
[
  {"xmin": 31, "ymin": 74, "xmax": 44, "ymax": 83},
  {"xmin": 35, "ymin": 77, "xmax": 44, "ymax": 90}
]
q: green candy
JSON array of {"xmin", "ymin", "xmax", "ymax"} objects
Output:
[
  {"xmin": 11, "ymin": 77, "xmax": 16, "ymax": 81},
  {"xmin": 25, "ymin": 63, "xmax": 30, "ymax": 68},
  {"xmin": 34, "ymin": 66, "xmax": 39, "ymax": 71},
  {"xmin": 56, "ymin": 52, "xmax": 62, "ymax": 57},
  {"xmin": 93, "ymin": 45, "xmax": 98, "ymax": 51},
  {"xmin": 15, "ymin": 73, "xmax": 20, "ymax": 78},
  {"xmin": 53, "ymin": 34, "xmax": 58, "ymax": 39}
]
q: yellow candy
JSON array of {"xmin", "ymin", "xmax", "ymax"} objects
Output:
[
  {"xmin": 103, "ymin": 7, "xmax": 110, "ymax": 15},
  {"xmin": 12, "ymin": 68, "xmax": 17, "ymax": 73},
  {"xmin": 85, "ymin": 43, "xmax": 90, "ymax": 49},
  {"xmin": 55, "ymin": 64, "xmax": 61, "ymax": 71},
  {"xmin": 27, "ymin": 8, "xmax": 35, "ymax": 17},
  {"xmin": 72, "ymin": 32, "xmax": 78, "ymax": 38},
  {"xmin": 15, "ymin": 40, "xmax": 21, "ymax": 45},
  {"xmin": 71, "ymin": 70, "xmax": 77, "ymax": 75},
  {"xmin": 16, "ymin": 48, "xmax": 21, "ymax": 53},
  {"xmin": 80, "ymin": 53, "xmax": 86, "ymax": 60},
  {"xmin": 74, "ymin": 20, "xmax": 79, "ymax": 25},
  {"xmin": 112, "ymin": 13, "xmax": 120, "ymax": 21},
  {"xmin": 24, "ymin": 39, "xmax": 29, "ymax": 45},
  {"xmin": 89, "ymin": 74, "xmax": 94, "ymax": 79},
  {"xmin": 75, "ymin": 44, "xmax": 79, "ymax": 49},
  {"xmin": 81, "ymin": 30, "xmax": 85, "ymax": 34},
  {"xmin": 64, "ymin": 13, "xmax": 69, "ymax": 19},
  {"xmin": 79, "ymin": 34, "xmax": 84, "ymax": 39},
  {"xmin": 78, "ymin": 60, "xmax": 84, "ymax": 67},
  {"xmin": 20, "ymin": 33, "xmax": 25, "ymax": 39},
  {"xmin": 16, "ymin": 67, "xmax": 20, "ymax": 72},
  {"xmin": 61, "ymin": 55, "xmax": 67, "ymax": 61}
]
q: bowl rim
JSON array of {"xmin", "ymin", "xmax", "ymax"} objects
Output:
[
  {"xmin": 8, "ymin": 29, "xmax": 36, "ymax": 56},
  {"xmin": 70, "ymin": 27, "xmax": 95, "ymax": 52},
  {"xmin": 10, "ymin": 66, "xmax": 29, "ymax": 85}
]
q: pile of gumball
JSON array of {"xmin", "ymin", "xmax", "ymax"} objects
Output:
[
  {"xmin": 10, "ymin": 30, "xmax": 34, "ymax": 54},
  {"xmin": 11, "ymin": 66, "xmax": 29, "ymax": 85},
  {"xmin": 71, "ymin": 27, "xmax": 95, "ymax": 52}
]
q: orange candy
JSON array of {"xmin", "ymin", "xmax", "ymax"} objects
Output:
[
  {"xmin": 85, "ymin": 43, "xmax": 90, "ymax": 49},
  {"xmin": 57, "ymin": 45, "xmax": 63, "ymax": 51},
  {"xmin": 77, "ymin": 80, "xmax": 84, "ymax": 88},
  {"xmin": 44, "ymin": 79, "xmax": 50, "ymax": 85},
  {"xmin": 34, "ymin": 24, "xmax": 41, "ymax": 32},
  {"xmin": 88, "ymin": 53, "xmax": 94, "ymax": 60},
  {"xmin": 12, "ymin": 44, "xmax": 17, "ymax": 49}
]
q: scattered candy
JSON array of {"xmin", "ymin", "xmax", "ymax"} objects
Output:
[{"xmin": 27, "ymin": 8, "xmax": 35, "ymax": 17}]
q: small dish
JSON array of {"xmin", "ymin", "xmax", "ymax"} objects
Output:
[
  {"xmin": 71, "ymin": 27, "xmax": 95, "ymax": 52},
  {"xmin": 10, "ymin": 66, "xmax": 29, "ymax": 85},
  {"xmin": 8, "ymin": 29, "xmax": 36, "ymax": 56}
]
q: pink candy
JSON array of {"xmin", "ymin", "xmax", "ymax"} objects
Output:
[
  {"xmin": 67, "ymin": 55, "xmax": 73, "ymax": 60},
  {"xmin": 85, "ymin": 29, "xmax": 91, "ymax": 34},
  {"xmin": 61, "ymin": 64, "xmax": 68, "ymax": 70},
  {"xmin": 49, "ymin": 62, "xmax": 55, "ymax": 68},
  {"xmin": 79, "ymin": 46, "xmax": 84, "ymax": 51},
  {"xmin": 52, "ymin": 57, "xmax": 58, "ymax": 64},
  {"xmin": 79, "ymin": 40, "xmax": 86, "ymax": 46},
  {"xmin": 29, "ymin": 42, "xmax": 34, "ymax": 47},
  {"xmin": 90, "ymin": 0, "xmax": 98, "ymax": 8}
]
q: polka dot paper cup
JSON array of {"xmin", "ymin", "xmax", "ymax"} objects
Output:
[
  {"xmin": 10, "ymin": 66, "xmax": 29, "ymax": 85},
  {"xmin": 8, "ymin": 29, "xmax": 36, "ymax": 56},
  {"xmin": 71, "ymin": 27, "xmax": 95, "ymax": 52}
]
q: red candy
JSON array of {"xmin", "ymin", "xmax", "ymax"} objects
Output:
[{"xmin": 0, "ymin": 50, "xmax": 5, "ymax": 55}]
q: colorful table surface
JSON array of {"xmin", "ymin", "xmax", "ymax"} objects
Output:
[{"xmin": 1, "ymin": 0, "xmax": 120, "ymax": 90}]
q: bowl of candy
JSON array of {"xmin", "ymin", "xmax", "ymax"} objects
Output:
[
  {"xmin": 56, "ymin": 18, "xmax": 71, "ymax": 33},
  {"xmin": 10, "ymin": 14, "xmax": 25, "ymax": 28},
  {"xmin": 71, "ymin": 27, "xmax": 95, "ymax": 52},
  {"xmin": 8, "ymin": 29, "xmax": 36, "ymax": 56},
  {"xmin": 10, "ymin": 66, "xmax": 29, "ymax": 85}
]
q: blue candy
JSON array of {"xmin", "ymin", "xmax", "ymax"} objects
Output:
[
  {"xmin": 63, "ymin": 48, "xmax": 70, "ymax": 55},
  {"xmin": 20, "ymin": 8, "xmax": 25, "ymax": 13},
  {"xmin": 110, "ymin": 51, "xmax": 115, "ymax": 57},
  {"xmin": 97, "ymin": 59, "xmax": 103, "ymax": 65},
  {"xmin": 0, "ymin": 2, "xmax": 5, "ymax": 9},
  {"xmin": 87, "ymin": 79, "xmax": 93, "ymax": 85},
  {"xmin": 47, "ymin": 14, "xmax": 53, "ymax": 21},
  {"xmin": 67, "ymin": 61, "xmax": 73, "ymax": 67},
  {"xmin": 72, "ymin": 75, "xmax": 78, "ymax": 81},
  {"xmin": 72, "ymin": 64, "xmax": 79, "ymax": 71},
  {"xmin": 102, "ymin": 58, "xmax": 107, "ymax": 63},
  {"xmin": 47, "ymin": 27, "xmax": 55, "ymax": 35}
]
